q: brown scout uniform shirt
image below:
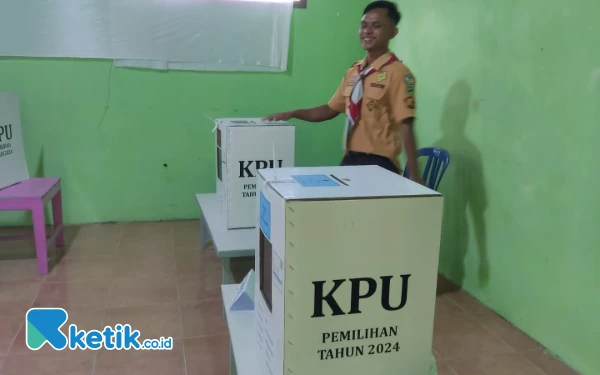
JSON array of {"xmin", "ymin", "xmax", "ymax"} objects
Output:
[{"xmin": 328, "ymin": 51, "xmax": 416, "ymax": 171}]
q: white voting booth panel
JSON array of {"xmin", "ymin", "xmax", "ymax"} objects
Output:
[
  {"xmin": 215, "ymin": 118, "xmax": 295, "ymax": 230},
  {"xmin": 0, "ymin": 92, "xmax": 29, "ymax": 190},
  {"xmin": 254, "ymin": 165, "xmax": 443, "ymax": 375}
]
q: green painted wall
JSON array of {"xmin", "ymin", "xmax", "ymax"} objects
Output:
[
  {"xmin": 0, "ymin": 1, "xmax": 364, "ymax": 226},
  {"xmin": 392, "ymin": 0, "xmax": 599, "ymax": 373},
  {"xmin": 3, "ymin": 0, "xmax": 599, "ymax": 371}
]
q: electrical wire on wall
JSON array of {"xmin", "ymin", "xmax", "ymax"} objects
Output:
[{"xmin": 96, "ymin": 63, "xmax": 114, "ymax": 128}]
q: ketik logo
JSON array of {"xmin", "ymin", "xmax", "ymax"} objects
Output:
[
  {"xmin": 239, "ymin": 159, "xmax": 283, "ymax": 178},
  {"xmin": 311, "ymin": 275, "xmax": 411, "ymax": 318},
  {"xmin": 0, "ymin": 124, "xmax": 12, "ymax": 142}
]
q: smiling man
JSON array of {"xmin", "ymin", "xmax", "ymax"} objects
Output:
[{"xmin": 264, "ymin": 1, "xmax": 422, "ymax": 181}]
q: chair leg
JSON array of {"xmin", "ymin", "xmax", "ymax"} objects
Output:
[
  {"xmin": 51, "ymin": 190, "xmax": 65, "ymax": 247},
  {"xmin": 31, "ymin": 202, "xmax": 49, "ymax": 275}
]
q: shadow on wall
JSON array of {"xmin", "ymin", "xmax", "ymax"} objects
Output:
[{"xmin": 434, "ymin": 80, "xmax": 489, "ymax": 289}]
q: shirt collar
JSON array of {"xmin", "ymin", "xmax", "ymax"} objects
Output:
[{"xmin": 357, "ymin": 50, "xmax": 394, "ymax": 71}]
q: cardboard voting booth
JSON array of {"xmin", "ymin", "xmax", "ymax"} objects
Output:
[
  {"xmin": 0, "ymin": 92, "xmax": 29, "ymax": 190},
  {"xmin": 254, "ymin": 165, "xmax": 443, "ymax": 375},
  {"xmin": 215, "ymin": 118, "xmax": 295, "ymax": 230}
]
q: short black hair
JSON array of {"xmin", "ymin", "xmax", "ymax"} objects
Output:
[{"xmin": 363, "ymin": 1, "xmax": 402, "ymax": 25}]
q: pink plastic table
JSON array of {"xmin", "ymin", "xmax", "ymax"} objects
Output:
[{"xmin": 0, "ymin": 178, "xmax": 64, "ymax": 275}]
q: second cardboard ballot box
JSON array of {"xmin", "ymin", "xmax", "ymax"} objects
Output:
[
  {"xmin": 0, "ymin": 92, "xmax": 29, "ymax": 190},
  {"xmin": 254, "ymin": 165, "xmax": 443, "ymax": 375},
  {"xmin": 215, "ymin": 118, "xmax": 295, "ymax": 229}
]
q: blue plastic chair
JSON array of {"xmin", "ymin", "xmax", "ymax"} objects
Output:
[{"xmin": 403, "ymin": 147, "xmax": 450, "ymax": 191}]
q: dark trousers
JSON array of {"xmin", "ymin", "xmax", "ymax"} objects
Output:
[{"xmin": 340, "ymin": 151, "xmax": 400, "ymax": 174}]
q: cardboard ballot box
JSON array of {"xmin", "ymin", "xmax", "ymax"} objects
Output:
[
  {"xmin": 215, "ymin": 118, "xmax": 295, "ymax": 229},
  {"xmin": 254, "ymin": 165, "xmax": 443, "ymax": 375},
  {"xmin": 0, "ymin": 92, "xmax": 29, "ymax": 190}
]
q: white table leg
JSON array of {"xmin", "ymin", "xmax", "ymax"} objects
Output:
[
  {"xmin": 200, "ymin": 214, "xmax": 209, "ymax": 250},
  {"xmin": 222, "ymin": 257, "xmax": 231, "ymax": 284}
]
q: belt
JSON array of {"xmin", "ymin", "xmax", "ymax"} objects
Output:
[{"xmin": 347, "ymin": 151, "xmax": 388, "ymax": 159}]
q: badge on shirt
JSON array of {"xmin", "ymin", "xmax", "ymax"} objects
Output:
[
  {"xmin": 367, "ymin": 100, "xmax": 377, "ymax": 111},
  {"xmin": 377, "ymin": 72, "xmax": 387, "ymax": 82},
  {"xmin": 405, "ymin": 96, "xmax": 416, "ymax": 109},
  {"xmin": 404, "ymin": 74, "xmax": 415, "ymax": 94}
]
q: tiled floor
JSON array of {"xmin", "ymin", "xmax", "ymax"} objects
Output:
[{"xmin": 0, "ymin": 220, "xmax": 579, "ymax": 375}]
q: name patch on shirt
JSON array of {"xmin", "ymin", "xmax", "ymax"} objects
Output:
[
  {"xmin": 347, "ymin": 75, "xmax": 359, "ymax": 86},
  {"xmin": 370, "ymin": 83, "xmax": 385, "ymax": 89}
]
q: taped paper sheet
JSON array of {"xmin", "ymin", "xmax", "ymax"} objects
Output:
[{"xmin": 0, "ymin": 0, "xmax": 293, "ymax": 72}]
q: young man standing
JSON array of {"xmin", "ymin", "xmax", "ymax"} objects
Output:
[{"xmin": 263, "ymin": 1, "xmax": 423, "ymax": 183}]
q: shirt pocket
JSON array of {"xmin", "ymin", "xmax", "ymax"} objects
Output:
[{"xmin": 362, "ymin": 85, "xmax": 386, "ymax": 119}]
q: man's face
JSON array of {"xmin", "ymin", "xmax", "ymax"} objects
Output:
[{"xmin": 359, "ymin": 8, "xmax": 398, "ymax": 52}]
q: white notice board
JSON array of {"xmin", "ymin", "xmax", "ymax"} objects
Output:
[{"xmin": 0, "ymin": 92, "xmax": 29, "ymax": 190}]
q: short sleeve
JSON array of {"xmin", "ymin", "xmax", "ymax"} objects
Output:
[
  {"xmin": 327, "ymin": 75, "xmax": 348, "ymax": 114},
  {"xmin": 390, "ymin": 68, "xmax": 416, "ymax": 124}
]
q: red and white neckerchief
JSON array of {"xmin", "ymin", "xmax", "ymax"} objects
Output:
[{"xmin": 342, "ymin": 53, "xmax": 399, "ymax": 150}]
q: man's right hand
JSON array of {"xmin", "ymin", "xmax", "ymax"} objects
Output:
[{"xmin": 262, "ymin": 111, "xmax": 294, "ymax": 121}]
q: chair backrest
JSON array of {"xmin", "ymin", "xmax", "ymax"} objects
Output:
[{"xmin": 403, "ymin": 147, "xmax": 450, "ymax": 191}]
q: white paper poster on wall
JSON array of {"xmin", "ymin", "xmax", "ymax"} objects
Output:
[{"xmin": 0, "ymin": 92, "xmax": 29, "ymax": 191}]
